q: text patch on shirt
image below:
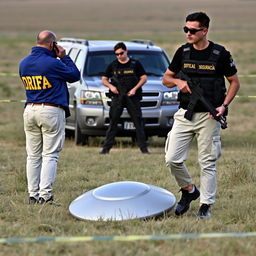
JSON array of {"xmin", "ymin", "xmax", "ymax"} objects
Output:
[{"xmin": 21, "ymin": 76, "xmax": 52, "ymax": 90}]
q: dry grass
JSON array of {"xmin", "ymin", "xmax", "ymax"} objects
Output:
[{"xmin": 0, "ymin": 0, "xmax": 256, "ymax": 255}]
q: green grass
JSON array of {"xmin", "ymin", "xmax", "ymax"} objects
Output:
[{"xmin": 0, "ymin": 0, "xmax": 256, "ymax": 255}]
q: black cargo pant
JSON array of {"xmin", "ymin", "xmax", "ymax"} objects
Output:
[{"xmin": 103, "ymin": 95, "xmax": 147, "ymax": 150}]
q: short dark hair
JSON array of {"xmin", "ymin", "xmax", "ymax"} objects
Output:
[
  {"xmin": 186, "ymin": 12, "xmax": 210, "ymax": 28},
  {"xmin": 114, "ymin": 42, "xmax": 127, "ymax": 52}
]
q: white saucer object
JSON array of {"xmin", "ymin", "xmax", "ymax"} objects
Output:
[{"xmin": 69, "ymin": 181, "xmax": 176, "ymax": 221}]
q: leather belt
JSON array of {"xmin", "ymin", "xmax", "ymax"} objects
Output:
[{"xmin": 26, "ymin": 103, "xmax": 63, "ymax": 109}]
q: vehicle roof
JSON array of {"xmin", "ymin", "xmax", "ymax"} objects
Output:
[
  {"xmin": 87, "ymin": 40, "xmax": 162, "ymax": 52},
  {"xmin": 59, "ymin": 38, "xmax": 163, "ymax": 52}
]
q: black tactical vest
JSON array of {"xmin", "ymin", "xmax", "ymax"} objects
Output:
[
  {"xmin": 110, "ymin": 59, "xmax": 142, "ymax": 99},
  {"xmin": 179, "ymin": 43, "xmax": 226, "ymax": 111}
]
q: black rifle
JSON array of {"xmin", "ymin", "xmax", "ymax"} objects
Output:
[
  {"xmin": 108, "ymin": 76, "xmax": 128, "ymax": 100},
  {"xmin": 180, "ymin": 72, "xmax": 227, "ymax": 129}
]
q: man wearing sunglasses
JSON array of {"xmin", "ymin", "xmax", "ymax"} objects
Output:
[
  {"xmin": 163, "ymin": 12, "xmax": 240, "ymax": 219},
  {"xmin": 100, "ymin": 42, "xmax": 149, "ymax": 154}
]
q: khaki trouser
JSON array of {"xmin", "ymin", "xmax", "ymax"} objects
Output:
[
  {"xmin": 23, "ymin": 104, "xmax": 65, "ymax": 200},
  {"xmin": 165, "ymin": 108, "xmax": 221, "ymax": 205}
]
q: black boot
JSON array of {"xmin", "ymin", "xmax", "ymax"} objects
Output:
[{"xmin": 175, "ymin": 186, "xmax": 200, "ymax": 216}]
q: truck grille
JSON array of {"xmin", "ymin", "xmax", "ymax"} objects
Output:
[
  {"xmin": 142, "ymin": 92, "xmax": 159, "ymax": 97},
  {"xmin": 106, "ymin": 91, "xmax": 160, "ymax": 109},
  {"xmin": 105, "ymin": 118, "xmax": 159, "ymax": 125},
  {"xmin": 141, "ymin": 101, "xmax": 158, "ymax": 107}
]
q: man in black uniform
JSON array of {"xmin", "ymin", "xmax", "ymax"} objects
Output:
[
  {"xmin": 163, "ymin": 12, "xmax": 240, "ymax": 219},
  {"xmin": 100, "ymin": 42, "xmax": 149, "ymax": 154}
]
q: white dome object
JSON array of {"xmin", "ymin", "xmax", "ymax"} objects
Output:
[{"xmin": 69, "ymin": 181, "xmax": 176, "ymax": 221}]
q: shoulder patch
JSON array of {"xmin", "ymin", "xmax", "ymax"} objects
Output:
[
  {"xmin": 213, "ymin": 49, "xmax": 221, "ymax": 55},
  {"xmin": 229, "ymin": 56, "xmax": 236, "ymax": 67}
]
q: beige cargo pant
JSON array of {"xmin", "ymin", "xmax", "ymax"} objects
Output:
[
  {"xmin": 23, "ymin": 104, "xmax": 65, "ymax": 200},
  {"xmin": 165, "ymin": 108, "xmax": 221, "ymax": 205}
]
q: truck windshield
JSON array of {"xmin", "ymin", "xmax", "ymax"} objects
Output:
[{"xmin": 85, "ymin": 50, "xmax": 170, "ymax": 77}]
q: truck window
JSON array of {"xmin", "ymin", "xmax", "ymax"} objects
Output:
[
  {"xmin": 69, "ymin": 48, "xmax": 79, "ymax": 62},
  {"xmin": 84, "ymin": 50, "xmax": 170, "ymax": 77},
  {"xmin": 74, "ymin": 50, "xmax": 84, "ymax": 71}
]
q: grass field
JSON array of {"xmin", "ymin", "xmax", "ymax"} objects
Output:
[{"xmin": 0, "ymin": 0, "xmax": 256, "ymax": 255}]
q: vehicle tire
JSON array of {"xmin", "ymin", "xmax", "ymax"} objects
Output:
[
  {"xmin": 65, "ymin": 129, "xmax": 74, "ymax": 139},
  {"xmin": 75, "ymin": 110, "xmax": 88, "ymax": 146}
]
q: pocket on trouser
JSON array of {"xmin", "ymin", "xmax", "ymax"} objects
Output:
[
  {"xmin": 23, "ymin": 108, "xmax": 34, "ymax": 131},
  {"xmin": 165, "ymin": 132, "xmax": 171, "ymax": 154},
  {"xmin": 57, "ymin": 130, "xmax": 65, "ymax": 152},
  {"xmin": 56, "ymin": 113, "xmax": 66, "ymax": 152},
  {"xmin": 173, "ymin": 108, "xmax": 183, "ymax": 119},
  {"xmin": 210, "ymin": 135, "xmax": 222, "ymax": 160},
  {"xmin": 41, "ymin": 108, "xmax": 65, "ymax": 154},
  {"xmin": 41, "ymin": 111, "xmax": 60, "ymax": 132}
]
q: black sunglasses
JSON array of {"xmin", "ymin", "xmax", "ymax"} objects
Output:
[
  {"xmin": 183, "ymin": 26, "xmax": 204, "ymax": 35},
  {"xmin": 115, "ymin": 51, "xmax": 125, "ymax": 56}
]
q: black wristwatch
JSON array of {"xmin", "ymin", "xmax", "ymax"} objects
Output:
[{"xmin": 222, "ymin": 103, "xmax": 228, "ymax": 109}]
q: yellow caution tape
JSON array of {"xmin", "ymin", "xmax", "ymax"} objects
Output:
[
  {"xmin": 0, "ymin": 95, "xmax": 255, "ymax": 104},
  {"xmin": 0, "ymin": 72, "xmax": 19, "ymax": 77},
  {"xmin": 1, "ymin": 232, "xmax": 256, "ymax": 244}
]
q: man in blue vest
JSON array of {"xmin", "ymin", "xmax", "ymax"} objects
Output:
[
  {"xmin": 19, "ymin": 30, "xmax": 80, "ymax": 205},
  {"xmin": 163, "ymin": 12, "xmax": 240, "ymax": 219}
]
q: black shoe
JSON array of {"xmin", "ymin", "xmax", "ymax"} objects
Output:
[
  {"xmin": 38, "ymin": 196, "xmax": 61, "ymax": 206},
  {"xmin": 99, "ymin": 148, "xmax": 109, "ymax": 154},
  {"xmin": 175, "ymin": 186, "xmax": 200, "ymax": 216},
  {"xmin": 197, "ymin": 204, "xmax": 211, "ymax": 219},
  {"xmin": 28, "ymin": 197, "xmax": 38, "ymax": 205},
  {"xmin": 140, "ymin": 148, "xmax": 150, "ymax": 154}
]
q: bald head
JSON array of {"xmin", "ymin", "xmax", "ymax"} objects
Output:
[{"xmin": 37, "ymin": 30, "xmax": 56, "ymax": 46}]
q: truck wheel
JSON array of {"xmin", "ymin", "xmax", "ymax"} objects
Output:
[
  {"xmin": 75, "ymin": 120, "xmax": 88, "ymax": 145},
  {"xmin": 75, "ymin": 111, "xmax": 88, "ymax": 145},
  {"xmin": 65, "ymin": 129, "xmax": 74, "ymax": 138}
]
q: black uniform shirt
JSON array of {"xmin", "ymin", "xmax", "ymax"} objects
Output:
[
  {"xmin": 104, "ymin": 58, "xmax": 146, "ymax": 98},
  {"xmin": 168, "ymin": 41, "xmax": 237, "ymax": 77},
  {"xmin": 168, "ymin": 41, "xmax": 238, "ymax": 111},
  {"xmin": 104, "ymin": 58, "xmax": 146, "ymax": 79}
]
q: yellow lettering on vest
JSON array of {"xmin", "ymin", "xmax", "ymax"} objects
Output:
[
  {"xmin": 43, "ymin": 76, "xmax": 52, "ymax": 89},
  {"xmin": 199, "ymin": 64, "xmax": 215, "ymax": 70},
  {"xmin": 21, "ymin": 77, "xmax": 29, "ymax": 90},
  {"xmin": 26, "ymin": 76, "xmax": 34, "ymax": 90},
  {"xmin": 32, "ymin": 76, "xmax": 38, "ymax": 90},
  {"xmin": 184, "ymin": 63, "xmax": 196, "ymax": 69},
  {"xmin": 21, "ymin": 75, "xmax": 52, "ymax": 90},
  {"xmin": 35, "ymin": 76, "xmax": 42, "ymax": 89},
  {"xmin": 123, "ymin": 70, "xmax": 134, "ymax": 74}
]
